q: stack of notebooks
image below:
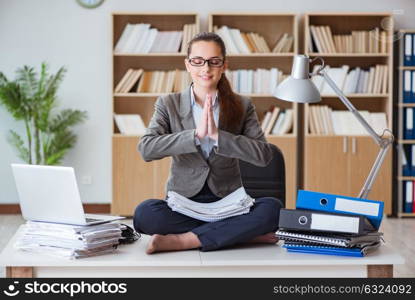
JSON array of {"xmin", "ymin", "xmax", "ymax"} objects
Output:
[
  {"xmin": 14, "ymin": 221, "xmax": 124, "ymax": 259},
  {"xmin": 276, "ymin": 190, "xmax": 384, "ymax": 257}
]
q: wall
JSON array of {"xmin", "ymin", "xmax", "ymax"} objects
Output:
[{"xmin": 0, "ymin": 0, "xmax": 414, "ymax": 204}]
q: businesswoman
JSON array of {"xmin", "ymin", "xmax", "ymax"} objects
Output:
[{"xmin": 134, "ymin": 32, "xmax": 283, "ymax": 254}]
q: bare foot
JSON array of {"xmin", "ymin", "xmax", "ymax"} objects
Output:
[
  {"xmin": 249, "ymin": 232, "xmax": 279, "ymax": 244},
  {"xmin": 146, "ymin": 232, "xmax": 201, "ymax": 254}
]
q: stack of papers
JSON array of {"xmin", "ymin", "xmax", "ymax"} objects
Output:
[
  {"xmin": 167, "ymin": 187, "xmax": 255, "ymax": 222},
  {"xmin": 14, "ymin": 221, "xmax": 124, "ymax": 259}
]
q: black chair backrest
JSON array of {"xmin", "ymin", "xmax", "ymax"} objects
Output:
[{"xmin": 239, "ymin": 143, "xmax": 285, "ymax": 207}]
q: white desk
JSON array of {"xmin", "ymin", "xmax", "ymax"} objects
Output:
[{"xmin": 0, "ymin": 226, "xmax": 404, "ymax": 278}]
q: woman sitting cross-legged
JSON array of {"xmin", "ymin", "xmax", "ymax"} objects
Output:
[{"xmin": 133, "ymin": 32, "xmax": 283, "ymax": 254}]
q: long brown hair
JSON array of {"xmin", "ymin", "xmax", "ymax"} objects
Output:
[{"xmin": 187, "ymin": 32, "xmax": 243, "ymax": 131}]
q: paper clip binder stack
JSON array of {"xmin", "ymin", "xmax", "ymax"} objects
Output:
[
  {"xmin": 167, "ymin": 187, "xmax": 254, "ymax": 222},
  {"xmin": 14, "ymin": 221, "xmax": 124, "ymax": 259},
  {"xmin": 276, "ymin": 190, "xmax": 384, "ymax": 257}
]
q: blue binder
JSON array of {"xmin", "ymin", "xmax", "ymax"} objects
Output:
[
  {"xmin": 402, "ymin": 146, "xmax": 411, "ymax": 176},
  {"xmin": 404, "ymin": 108, "xmax": 415, "ymax": 139},
  {"xmin": 283, "ymin": 244, "xmax": 364, "ymax": 257},
  {"xmin": 403, "ymin": 70, "xmax": 412, "ymax": 103},
  {"xmin": 296, "ymin": 190, "xmax": 383, "ymax": 229},
  {"xmin": 412, "ymin": 71, "xmax": 415, "ymax": 102},
  {"xmin": 413, "ymin": 34, "xmax": 415, "ymax": 66},
  {"xmin": 403, "ymin": 181, "xmax": 413, "ymax": 213},
  {"xmin": 411, "ymin": 145, "xmax": 415, "ymax": 177},
  {"xmin": 404, "ymin": 33, "xmax": 413, "ymax": 66}
]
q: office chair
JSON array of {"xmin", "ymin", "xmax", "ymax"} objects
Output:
[{"xmin": 239, "ymin": 143, "xmax": 286, "ymax": 207}]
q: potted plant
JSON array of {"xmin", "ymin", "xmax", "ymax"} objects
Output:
[{"xmin": 0, "ymin": 63, "xmax": 87, "ymax": 165}]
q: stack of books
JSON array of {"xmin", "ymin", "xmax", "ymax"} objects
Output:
[
  {"xmin": 114, "ymin": 69, "xmax": 192, "ymax": 94},
  {"xmin": 114, "ymin": 23, "xmax": 197, "ymax": 54},
  {"xmin": 213, "ymin": 25, "xmax": 293, "ymax": 54},
  {"xmin": 14, "ymin": 221, "xmax": 124, "ymax": 259},
  {"xmin": 114, "ymin": 114, "xmax": 146, "ymax": 135},
  {"xmin": 276, "ymin": 190, "xmax": 384, "ymax": 257},
  {"xmin": 260, "ymin": 106, "xmax": 293, "ymax": 136},
  {"xmin": 225, "ymin": 68, "xmax": 287, "ymax": 94},
  {"xmin": 309, "ymin": 25, "xmax": 389, "ymax": 53},
  {"xmin": 311, "ymin": 64, "xmax": 389, "ymax": 95},
  {"xmin": 308, "ymin": 105, "xmax": 388, "ymax": 136}
]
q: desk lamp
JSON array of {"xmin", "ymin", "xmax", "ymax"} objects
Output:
[{"xmin": 273, "ymin": 55, "xmax": 394, "ymax": 200}]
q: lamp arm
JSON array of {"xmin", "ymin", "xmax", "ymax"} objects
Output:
[
  {"xmin": 317, "ymin": 68, "xmax": 394, "ymax": 199},
  {"xmin": 359, "ymin": 144, "xmax": 392, "ymax": 199}
]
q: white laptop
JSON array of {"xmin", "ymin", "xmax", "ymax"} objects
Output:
[{"xmin": 11, "ymin": 164, "xmax": 125, "ymax": 226}]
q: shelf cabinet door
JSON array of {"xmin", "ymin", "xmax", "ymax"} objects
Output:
[
  {"xmin": 267, "ymin": 136, "xmax": 296, "ymax": 209},
  {"xmin": 304, "ymin": 136, "xmax": 350, "ymax": 197},
  {"xmin": 112, "ymin": 136, "xmax": 155, "ymax": 216},
  {"xmin": 349, "ymin": 137, "xmax": 392, "ymax": 214}
]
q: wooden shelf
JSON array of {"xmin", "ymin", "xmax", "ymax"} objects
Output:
[
  {"xmin": 398, "ymin": 103, "xmax": 415, "ymax": 107},
  {"xmin": 321, "ymin": 94, "xmax": 389, "ymax": 98},
  {"xmin": 398, "ymin": 177, "xmax": 415, "ymax": 181},
  {"xmin": 398, "ymin": 140, "xmax": 415, "ymax": 144},
  {"xmin": 398, "ymin": 213, "xmax": 415, "ymax": 217},
  {"xmin": 399, "ymin": 66, "xmax": 415, "ymax": 70},
  {"xmin": 112, "ymin": 13, "xmax": 200, "ymax": 216},
  {"xmin": 209, "ymin": 13, "xmax": 299, "ymax": 208},
  {"xmin": 308, "ymin": 53, "xmax": 389, "ymax": 57},
  {"xmin": 303, "ymin": 13, "xmax": 393, "ymax": 215},
  {"xmin": 113, "ymin": 53, "xmax": 186, "ymax": 57},
  {"xmin": 226, "ymin": 53, "xmax": 295, "ymax": 57},
  {"xmin": 396, "ymin": 29, "xmax": 415, "ymax": 217}
]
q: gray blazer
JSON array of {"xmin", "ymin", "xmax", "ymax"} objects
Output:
[{"xmin": 138, "ymin": 86, "xmax": 273, "ymax": 198}]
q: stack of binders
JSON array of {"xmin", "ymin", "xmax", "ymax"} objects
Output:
[{"xmin": 276, "ymin": 190, "xmax": 384, "ymax": 257}]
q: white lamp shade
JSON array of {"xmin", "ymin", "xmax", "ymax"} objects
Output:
[
  {"xmin": 273, "ymin": 54, "xmax": 322, "ymax": 103},
  {"xmin": 273, "ymin": 77, "xmax": 321, "ymax": 103}
]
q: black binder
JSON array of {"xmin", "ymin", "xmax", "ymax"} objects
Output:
[{"xmin": 278, "ymin": 208, "xmax": 376, "ymax": 236}]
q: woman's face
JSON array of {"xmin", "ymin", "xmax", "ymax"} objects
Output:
[{"xmin": 185, "ymin": 41, "xmax": 227, "ymax": 90}]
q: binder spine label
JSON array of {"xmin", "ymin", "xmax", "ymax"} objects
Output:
[
  {"xmin": 334, "ymin": 197, "xmax": 379, "ymax": 216},
  {"xmin": 311, "ymin": 213, "xmax": 359, "ymax": 234}
]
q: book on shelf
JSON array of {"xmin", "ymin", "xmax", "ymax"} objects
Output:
[
  {"xmin": 225, "ymin": 68, "xmax": 286, "ymax": 94},
  {"xmin": 272, "ymin": 33, "xmax": 294, "ymax": 53},
  {"xmin": 311, "ymin": 64, "xmax": 389, "ymax": 95},
  {"xmin": 308, "ymin": 105, "xmax": 388, "ymax": 136},
  {"xmin": 309, "ymin": 25, "xmax": 389, "ymax": 54},
  {"xmin": 114, "ymin": 23, "xmax": 197, "ymax": 54},
  {"xmin": 181, "ymin": 23, "xmax": 198, "ymax": 53},
  {"xmin": 114, "ymin": 114, "xmax": 146, "ymax": 135},
  {"xmin": 114, "ymin": 69, "xmax": 144, "ymax": 93},
  {"xmin": 114, "ymin": 69, "xmax": 191, "ymax": 93},
  {"xmin": 264, "ymin": 106, "xmax": 280, "ymax": 135},
  {"xmin": 260, "ymin": 107, "xmax": 293, "ymax": 135},
  {"xmin": 213, "ymin": 25, "xmax": 292, "ymax": 54}
]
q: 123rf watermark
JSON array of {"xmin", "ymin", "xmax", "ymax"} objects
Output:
[{"xmin": 3, "ymin": 281, "xmax": 127, "ymax": 297}]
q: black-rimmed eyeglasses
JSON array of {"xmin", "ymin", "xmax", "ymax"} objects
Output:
[{"xmin": 188, "ymin": 57, "xmax": 225, "ymax": 67}]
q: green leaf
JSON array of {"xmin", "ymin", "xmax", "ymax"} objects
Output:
[{"xmin": 7, "ymin": 130, "xmax": 30, "ymax": 163}]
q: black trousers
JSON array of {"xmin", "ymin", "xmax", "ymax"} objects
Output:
[{"xmin": 133, "ymin": 182, "xmax": 283, "ymax": 251}]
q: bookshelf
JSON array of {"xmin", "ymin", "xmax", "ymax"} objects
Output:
[
  {"xmin": 303, "ymin": 13, "xmax": 394, "ymax": 215},
  {"xmin": 396, "ymin": 29, "xmax": 415, "ymax": 218},
  {"xmin": 209, "ymin": 13, "xmax": 299, "ymax": 209},
  {"xmin": 111, "ymin": 13, "xmax": 199, "ymax": 215}
]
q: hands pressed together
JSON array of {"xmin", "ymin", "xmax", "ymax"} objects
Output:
[{"xmin": 195, "ymin": 93, "xmax": 218, "ymax": 141}]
